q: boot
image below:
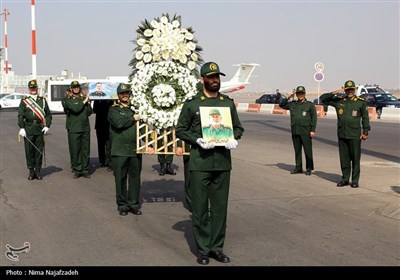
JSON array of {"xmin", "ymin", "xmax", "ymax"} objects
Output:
[
  {"xmin": 165, "ymin": 163, "xmax": 176, "ymax": 175},
  {"xmin": 28, "ymin": 169, "xmax": 35, "ymax": 180},
  {"xmin": 35, "ymin": 168, "xmax": 43, "ymax": 180},
  {"xmin": 159, "ymin": 163, "xmax": 166, "ymax": 176}
]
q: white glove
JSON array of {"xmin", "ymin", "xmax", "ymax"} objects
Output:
[
  {"xmin": 41, "ymin": 126, "xmax": 49, "ymax": 134},
  {"xmin": 19, "ymin": 128, "xmax": 26, "ymax": 138},
  {"xmin": 225, "ymin": 139, "xmax": 238, "ymax": 150},
  {"xmin": 196, "ymin": 138, "xmax": 215, "ymax": 149}
]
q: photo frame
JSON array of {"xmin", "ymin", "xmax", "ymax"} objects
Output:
[
  {"xmin": 88, "ymin": 82, "xmax": 120, "ymax": 99},
  {"xmin": 200, "ymin": 106, "xmax": 234, "ymax": 146}
]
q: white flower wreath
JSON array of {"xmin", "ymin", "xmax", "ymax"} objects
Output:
[
  {"xmin": 130, "ymin": 61, "xmax": 198, "ymax": 130},
  {"xmin": 130, "ymin": 14, "xmax": 203, "ymax": 73}
]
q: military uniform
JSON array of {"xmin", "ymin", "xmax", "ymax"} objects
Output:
[
  {"xmin": 93, "ymin": 100, "xmax": 113, "ymax": 168},
  {"xmin": 176, "ymin": 63, "xmax": 244, "ymax": 261},
  {"xmin": 62, "ymin": 81, "xmax": 92, "ymax": 178},
  {"xmin": 18, "ymin": 80, "xmax": 52, "ymax": 179},
  {"xmin": 320, "ymin": 80, "xmax": 370, "ymax": 186},
  {"xmin": 157, "ymin": 131, "xmax": 176, "ymax": 175},
  {"xmin": 108, "ymin": 83, "xmax": 143, "ymax": 215},
  {"xmin": 280, "ymin": 86, "xmax": 317, "ymax": 174}
]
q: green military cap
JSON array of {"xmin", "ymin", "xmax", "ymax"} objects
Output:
[
  {"xmin": 209, "ymin": 108, "xmax": 221, "ymax": 115},
  {"xmin": 295, "ymin": 86, "xmax": 306, "ymax": 93},
  {"xmin": 200, "ymin": 62, "xmax": 226, "ymax": 77},
  {"xmin": 344, "ymin": 80, "xmax": 356, "ymax": 90},
  {"xmin": 28, "ymin": 80, "xmax": 38, "ymax": 88},
  {"xmin": 70, "ymin": 80, "xmax": 81, "ymax": 88},
  {"xmin": 117, "ymin": 83, "xmax": 132, "ymax": 94}
]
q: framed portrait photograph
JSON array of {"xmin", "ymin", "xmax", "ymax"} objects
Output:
[
  {"xmin": 200, "ymin": 106, "xmax": 234, "ymax": 146},
  {"xmin": 88, "ymin": 81, "xmax": 120, "ymax": 99}
]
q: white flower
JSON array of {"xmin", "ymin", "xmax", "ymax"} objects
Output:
[
  {"xmin": 172, "ymin": 20, "xmax": 180, "ymax": 28},
  {"xmin": 131, "ymin": 61, "xmax": 198, "ymax": 130},
  {"xmin": 143, "ymin": 53, "xmax": 152, "ymax": 63},
  {"xmin": 150, "ymin": 20, "xmax": 159, "ymax": 29},
  {"xmin": 135, "ymin": 51, "xmax": 144, "ymax": 60},
  {"xmin": 144, "ymin": 29, "xmax": 153, "ymax": 37},
  {"xmin": 160, "ymin": 16, "xmax": 168, "ymax": 24},
  {"xmin": 137, "ymin": 38, "xmax": 146, "ymax": 46}
]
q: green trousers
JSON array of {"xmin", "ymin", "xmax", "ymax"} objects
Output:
[
  {"xmin": 24, "ymin": 133, "xmax": 44, "ymax": 169},
  {"xmin": 190, "ymin": 170, "xmax": 230, "ymax": 254},
  {"xmin": 68, "ymin": 131, "xmax": 90, "ymax": 175},
  {"xmin": 292, "ymin": 134, "xmax": 314, "ymax": 171},
  {"xmin": 158, "ymin": 154, "xmax": 173, "ymax": 164},
  {"xmin": 338, "ymin": 138, "xmax": 361, "ymax": 183},
  {"xmin": 112, "ymin": 155, "xmax": 142, "ymax": 210},
  {"xmin": 183, "ymin": 155, "xmax": 191, "ymax": 208}
]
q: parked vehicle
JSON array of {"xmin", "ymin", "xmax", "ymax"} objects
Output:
[
  {"xmin": 255, "ymin": 93, "xmax": 286, "ymax": 104},
  {"xmin": 360, "ymin": 92, "xmax": 400, "ymax": 118},
  {"xmin": 0, "ymin": 93, "xmax": 29, "ymax": 109}
]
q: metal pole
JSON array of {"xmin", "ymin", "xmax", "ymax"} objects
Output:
[
  {"xmin": 317, "ymin": 82, "xmax": 320, "ymax": 104},
  {"xmin": 31, "ymin": 0, "xmax": 37, "ymax": 79},
  {"xmin": 2, "ymin": 9, "xmax": 10, "ymax": 93}
]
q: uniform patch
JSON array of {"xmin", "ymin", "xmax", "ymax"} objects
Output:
[
  {"xmin": 338, "ymin": 108, "xmax": 344, "ymax": 115},
  {"xmin": 302, "ymin": 111, "xmax": 307, "ymax": 116},
  {"xmin": 352, "ymin": 110, "xmax": 358, "ymax": 117},
  {"xmin": 220, "ymin": 96, "xmax": 224, "ymax": 100},
  {"xmin": 200, "ymin": 96, "xmax": 206, "ymax": 100}
]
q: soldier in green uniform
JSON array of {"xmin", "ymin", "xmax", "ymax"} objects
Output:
[
  {"xmin": 202, "ymin": 108, "xmax": 233, "ymax": 144},
  {"xmin": 18, "ymin": 80, "xmax": 52, "ymax": 180},
  {"xmin": 62, "ymin": 81, "xmax": 92, "ymax": 178},
  {"xmin": 108, "ymin": 83, "xmax": 154, "ymax": 216},
  {"xmin": 176, "ymin": 62, "xmax": 244, "ymax": 265},
  {"xmin": 279, "ymin": 86, "xmax": 317, "ymax": 175},
  {"xmin": 320, "ymin": 80, "xmax": 370, "ymax": 188}
]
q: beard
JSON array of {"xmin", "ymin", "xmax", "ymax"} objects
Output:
[{"xmin": 203, "ymin": 79, "xmax": 221, "ymax": 93}]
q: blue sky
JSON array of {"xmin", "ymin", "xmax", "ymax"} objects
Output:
[{"xmin": 1, "ymin": 0, "xmax": 399, "ymax": 93}]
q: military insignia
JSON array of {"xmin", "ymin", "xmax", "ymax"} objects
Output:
[
  {"xmin": 346, "ymin": 81, "xmax": 354, "ymax": 87},
  {"xmin": 210, "ymin": 63, "xmax": 218, "ymax": 71},
  {"xmin": 220, "ymin": 96, "xmax": 224, "ymax": 100},
  {"xmin": 352, "ymin": 110, "xmax": 358, "ymax": 117},
  {"xmin": 200, "ymin": 96, "xmax": 206, "ymax": 100},
  {"xmin": 338, "ymin": 108, "xmax": 344, "ymax": 115},
  {"xmin": 302, "ymin": 111, "xmax": 307, "ymax": 116}
]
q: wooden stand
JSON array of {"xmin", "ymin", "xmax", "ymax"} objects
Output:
[{"xmin": 136, "ymin": 122, "xmax": 189, "ymax": 155}]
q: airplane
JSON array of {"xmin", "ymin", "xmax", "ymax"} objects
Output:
[{"xmin": 220, "ymin": 63, "xmax": 260, "ymax": 93}]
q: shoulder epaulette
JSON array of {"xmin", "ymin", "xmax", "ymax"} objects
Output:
[
  {"xmin": 112, "ymin": 104, "xmax": 120, "ymax": 107},
  {"xmin": 220, "ymin": 93, "xmax": 233, "ymax": 100},
  {"xmin": 356, "ymin": 97, "xmax": 365, "ymax": 101},
  {"xmin": 338, "ymin": 95, "xmax": 345, "ymax": 99}
]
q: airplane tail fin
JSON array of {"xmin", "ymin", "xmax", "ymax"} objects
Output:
[{"xmin": 228, "ymin": 63, "xmax": 260, "ymax": 84}]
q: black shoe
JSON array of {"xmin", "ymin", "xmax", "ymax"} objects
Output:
[
  {"xmin": 350, "ymin": 182, "xmax": 359, "ymax": 188},
  {"xmin": 130, "ymin": 207, "xmax": 142, "ymax": 215},
  {"xmin": 336, "ymin": 180, "xmax": 349, "ymax": 187},
  {"xmin": 290, "ymin": 169, "xmax": 303, "ymax": 174},
  {"xmin": 28, "ymin": 169, "xmax": 35, "ymax": 180},
  {"xmin": 35, "ymin": 169, "xmax": 43, "ymax": 180},
  {"xmin": 83, "ymin": 174, "xmax": 90, "ymax": 178},
  {"xmin": 100, "ymin": 163, "xmax": 106, "ymax": 167},
  {"xmin": 165, "ymin": 163, "xmax": 176, "ymax": 175},
  {"xmin": 107, "ymin": 166, "xmax": 113, "ymax": 172},
  {"xmin": 209, "ymin": 250, "xmax": 230, "ymax": 263},
  {"xmin": 305, "ymin": 170, "xmax": 312, "ymax": 176},
  {"xmin": 159, "ymin": 163, "xmax": 166, "ymax": 176},
  {"xmin": 119, "ymin": 209, "xmax": 128, "ymax": 216},
  {"xmin": 197, "ymin": 253, "xmax": 209, "ymax": 265},
  {"xmin": 73, "ymin": 173, "xmax": 81, "ymax": 179}
]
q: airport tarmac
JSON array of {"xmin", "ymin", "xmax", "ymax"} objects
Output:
[{"xmin": 0, "ymin": 110, "xmax": 399, "ymax": 267}]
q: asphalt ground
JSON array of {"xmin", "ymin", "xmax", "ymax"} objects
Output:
[{"xmin": 0, "ymin": 110, "xmax": 399, "ymax": 268}]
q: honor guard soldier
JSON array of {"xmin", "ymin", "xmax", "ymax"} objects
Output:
[
  {"xmin": 176, "ymin": 62, "xmax": 244, "ymax": 265},
  {"xmin": 108, "ymin": 83, "xmax": 154, "ymax": 216},
  {"xmin": 320, "ymin": 80, "xmax": 370, "ymax": 188},
  {"xmin": 280, "ymin": 86, "xmax": 317, "ymax": 175},
  {"xmin": 18, "ymin": 80, "xmax": 52, "ymax": 180},
  {"xmin": 62, "ymin": 81, "xmax": 92, "ymax": 178}
]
